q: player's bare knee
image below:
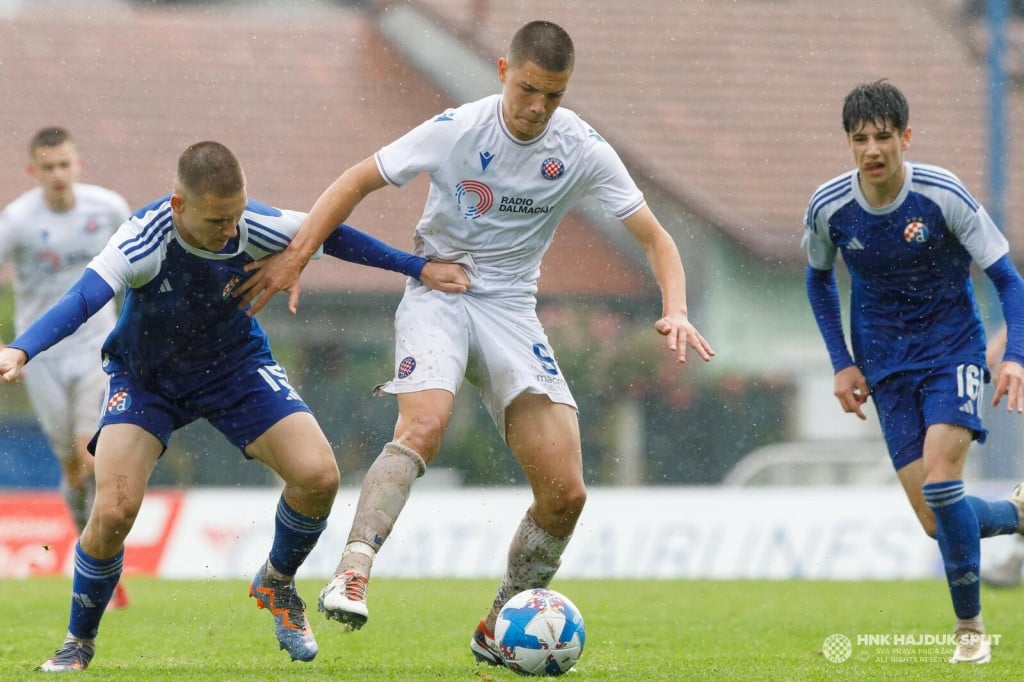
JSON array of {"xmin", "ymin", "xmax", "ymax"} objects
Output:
[
  {"xmin": 90, "ymin": 502, "xmax": 137, "ymax": 539},
  {"xmin": 294, "ymin": 459, "xmax": 340, "ymax": 508},
  {"xmin": 313, "ymin": 463, "xmax": 341, "ymax": 501},
  {"xmin": 394, "ymin": 418, "xmax": 444, "ymax": 462},
  {"xmin": 537, "ymin": 484, "xmax": 586, "ymax": 522}
]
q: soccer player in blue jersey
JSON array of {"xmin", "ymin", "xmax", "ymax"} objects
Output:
[
  {"xmin": 803, "ymin": 80, "xmax": 1024, "ymax": 664},
  {"xmin": 0, "ymin": 140, "xmax": 469, "ymax": 672},
  {"xmin": 235, "ymin": 20, "xmax": 714, "ymax": 668}
]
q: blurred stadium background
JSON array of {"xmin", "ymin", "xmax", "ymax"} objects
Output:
[{"xmin": 1, "ymin": 0, "xmax": 1023, "ymax": 580}]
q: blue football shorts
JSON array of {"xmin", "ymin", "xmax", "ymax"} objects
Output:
[
  {"xmin": 871, "ymin": 362, "xmax": 988, "ymax": 471},
  {"xmin": 90, "ymin": 358, "xmax": 312, "ymax": 457}
]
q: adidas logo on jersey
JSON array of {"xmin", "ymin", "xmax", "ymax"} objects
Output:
[
  {"xmin": 159, "ymin": 279, "xmax": 173, "ymax": 293},
  {"xmin": 959, "ymin": 400, "xmax": 976, "ymax": 415},
  {"xmin": 847, "ymin": 237, "xmax": 865, "ymax": 250}
]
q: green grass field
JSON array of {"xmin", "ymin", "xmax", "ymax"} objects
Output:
[{"xmin": 2, "ymin": 577, "xmax": 1020, "ymax": 680}]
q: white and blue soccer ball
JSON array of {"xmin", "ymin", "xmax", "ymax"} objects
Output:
[{"xmin": 495, "ymin": 588, "xmax": 586, "ymax": 676}]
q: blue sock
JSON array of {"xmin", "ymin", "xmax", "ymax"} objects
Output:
[
  {"xmin": 268, "ymin": 496, "xmax": 328, "ymax": 577},
  {"xmin": 923, "ymin": 480, "xmax": 980, "ymax": 619},
  {"xmin": 966, "ymin": 495, "xmax": 1019, "ymax": 537},
  {"xmin": 68, "ymin": 543, "xmax": 123, "ymax": 639}
]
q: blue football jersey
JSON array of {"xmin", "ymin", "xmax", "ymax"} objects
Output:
[
  {"xmin": 88, "ymin": 196, "xmax": 310, "ymax": 399},
  {"xmin": 803, "ymin": 162, "xmax": 1008, "ymax": 385}
]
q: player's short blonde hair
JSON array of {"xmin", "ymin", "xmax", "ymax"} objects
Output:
[{"xmin": 175, "ymin": 140, "xmax": 245, "ymax": 198}]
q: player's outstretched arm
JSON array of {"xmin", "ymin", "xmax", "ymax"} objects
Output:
[
  {"xmin": 3, "ymin": 269, "xmax": 115, "ymax": 371},
  {"xmin": 623, "ymin": 207, "xmax": 714, "ymax": 364},
  {"xmin": 237, "ymin": 157, "xmax": 388, "ymax": 316},
  {"xmin": 318, "ymin": 223, "xmax": 471, "ymax": 294}
]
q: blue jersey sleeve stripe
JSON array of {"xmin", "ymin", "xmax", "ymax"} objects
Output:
[
  {"xmin": 247, "ymin": 234, "xmax": 281, "ymax": 254},
  {"xmin": 913, "ymin": 167, "xmax": 980, "ymax": 211},
  {"xmin": 121, "ymin": 210, "xmax": 172, "ymax": 259},
  {"xmin": 808, "ymin": 175, "xmax": 852, "ymax": 218},
  {"xmin": 121, "ymin": 218, "xmax": 170, "ymax": 260},
  {"xmin": 913, "ymin": 178, "xmax": 980, "ymax": 212},
  {"xmin": 814, "ymin": 174, "xmax": 850, "ymax": 198},
  {"xmin": 247, "ymin": 221, "xmax": 290, "ymax": 249},
  {"xmin": 247, "ymin": 230, "xmax": 288, "ymax": 252},
  {"xmin": 123, "ymin": 222, "xmax": 172, "ymax": 264},
  {"xmin": 809, "ymin": 185, "xmax": 852, "ymax": 227},
  {"xmin": 914, "ymin": 166, "xmax": 963, "ymax": 184}
]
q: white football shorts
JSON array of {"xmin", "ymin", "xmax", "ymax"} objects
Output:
[
  {"xmin": 22, "ymin": 352, "xmax": 107, "ymax": 461},
  {"xmin": 375, "ymin": 281, "xmax": 577, "ymax": 438}
]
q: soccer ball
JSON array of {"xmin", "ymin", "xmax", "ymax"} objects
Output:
[{"xmin": 495, "ymin": 588, "xmax": 586, "ymax": 676}]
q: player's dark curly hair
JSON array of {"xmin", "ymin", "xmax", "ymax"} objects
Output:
[
  {"xmin": 175, "ymin": 141, "xmax": 245, "ymax": 198},
  {"xmin": 508, "ymin": 20, "xmax": 575, "ymax": 73},
  {"xmin": 842, "ymin": 79, "xmax": 909, "ymax": 133}
]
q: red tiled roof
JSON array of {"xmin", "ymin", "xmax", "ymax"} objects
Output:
[
  {"xmin": 410, "ymin": 0, "xmax": 1022, "ymax": 266},
  {"xmin": 0, "ymin": 6, "xmax": 652, "ymax": 296}
]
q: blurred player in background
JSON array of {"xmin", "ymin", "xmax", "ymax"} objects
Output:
[
  {"xmin": 0, "ymin": 140, "xmax": 469, "ymax": 672},
  {"xmin": 803, "ymin": 80, "xmax": 1024, "ymax": 664},
  {"xmin": 980, "ymin": 325, "xmax": 1024, "ymax": 588},
  {"xmin": 0, "ymin": 127, "xmax": 131, "ymax": 610},
  {"xmin": 235, "ymin": 19, "xmax": 714, "ymax": 668}
]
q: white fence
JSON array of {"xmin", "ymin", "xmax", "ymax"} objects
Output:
[{"xmin": 8, "ymin": 485, "xmax": 1014, "ymax": 580}]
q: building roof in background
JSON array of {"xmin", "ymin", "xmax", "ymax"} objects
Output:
[
  {"xmin": 0, "ymin": 5, "xmax": 653, "ymax": 296},
  {"xmin": 409, "ymin": 0, "xmax": 1023, "ymax": 266},
  {"xmin": 2, "ymin": 0, "xmax": 1018, "ymax": 288}
]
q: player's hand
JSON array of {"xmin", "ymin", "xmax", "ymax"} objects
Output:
[
  {"xmin": 234, "ymin": 248, "xmax": 308, "ymax": 316},
  {"xmin": 654, "ymin": 313, "xmax": 714, "ymax": 364},
  {"xmin": 992, "ymin": 359, "xmax": 1024, "ymax": 413},
  {"xmin": 419, "ymin": 262, "xmax": 470, "ymax": 294},
  {"xmin": 834, "ymin": 365, "xmax": 869, "ymax": 420},
  {"xmin": 0, "ymin": 347, "xmax": 28, "ymax": 383}
]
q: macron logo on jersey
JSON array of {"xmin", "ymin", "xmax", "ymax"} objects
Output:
[
  {"xmin": 434, "ymin": 112, "xmax": 455, "ymax": 122},
  {"xmin": 479, "ymin": 151, "xmax": 494, "ymax": 172}
]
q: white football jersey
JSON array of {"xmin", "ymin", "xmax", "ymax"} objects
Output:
[
  {"xmin": 0, "ymin": 183, "xmax": 129, "ymax": 357},
  {"xmin": 375, "ymin": 94, "xmax": 645, "ymax": 298}
]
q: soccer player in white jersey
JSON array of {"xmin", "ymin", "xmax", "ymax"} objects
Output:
[
  {"xmin": 0, "ymin": 140, "xmax": 468, "ymax": 672},
  {"xmin": 0, "ymin": 127, "xmax": 131, "ymax": 610},
  {"xmin": 803, "ymin": 80, "xmax": 1024, "ymax": 664},
  {"xmin": 236, "ymin": 20, "xmax": 715, "ymax": 666}
]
